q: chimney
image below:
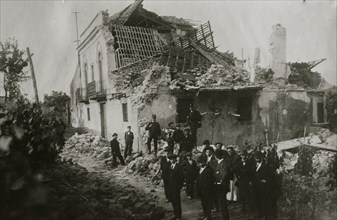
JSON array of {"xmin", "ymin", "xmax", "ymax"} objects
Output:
[
  {"xmin": 269, "ymin": 24, "xmax": 286, "ymax": 78},
  {"xmin": 250, "ymin": 47, "xmax": 260, "ymax": 82}
]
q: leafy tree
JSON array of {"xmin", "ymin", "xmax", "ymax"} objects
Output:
[
  {"xmin": 0, "ymin": 38, "xmax": 29, "ymax": 101},
  {"xmin": 43, "ymin": 91, "xmax": 70, "ymax": 116}
]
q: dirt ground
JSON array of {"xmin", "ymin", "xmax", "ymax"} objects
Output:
[{"xmin": 63, "ymin": 127, "xmax": 257, "ymax": 220}]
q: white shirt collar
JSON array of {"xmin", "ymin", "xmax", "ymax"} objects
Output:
[
  {"xmin": 218, "ymin": 159, "xmax": 223, "ymax": 164},
  {"xmin": 200, "ymin": 166, "xmax": 206, "ymax": 173},
  {"xmin": 256, "ymin": 162, "xmax": 262, "ymax": 171}
]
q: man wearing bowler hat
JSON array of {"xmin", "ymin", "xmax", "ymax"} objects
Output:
[
  {"xmin": 110, "ymin": 133, "xmax": 125, "ymax": 168},
  {"xmin": 145, "ymin": 114, "xmax": 161, "ymax": 155},
  {"xmin": 168, "ymin": 154, "xmax": 184, "ymax": 220}
]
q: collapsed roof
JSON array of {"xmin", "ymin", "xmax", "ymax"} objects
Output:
[{"xmin": 107, "ymin": 0, "xmax": 254, "ymax": 94}]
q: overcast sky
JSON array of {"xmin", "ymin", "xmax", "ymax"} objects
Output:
[{"xmin": 0, "ymin": 0, "xmax": 336, "ymax": 98}]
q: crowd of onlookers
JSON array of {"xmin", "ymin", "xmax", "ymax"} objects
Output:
[
  {"xmin": 156, "ymin": 138, "xmax": 282, "ymax": 220},
  {"xmin": 109, "ymin": 106, "xmax": 281, "ymax": 220}
]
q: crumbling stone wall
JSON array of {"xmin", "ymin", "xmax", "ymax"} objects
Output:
[
  {"xmin": 258, "ymin": 89, "xmax": 311, "ymax": 143},
  {"xmin": 196, "ymin": 90, "xmax": 265, "ymax": 147},
  {"xmin": 138, "ymin": 93, "xmax": 177, "ymax": 151},
  {"xmin": 195, "ymin": 89, "xmax": 312, "ymax": 148}
]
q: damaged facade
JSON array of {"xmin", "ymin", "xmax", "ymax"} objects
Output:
[{"xmin": 70, "ymin": 0, "xmax": 332, "ymax": 151}]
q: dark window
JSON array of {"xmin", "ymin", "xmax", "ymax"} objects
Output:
[
  {"xmin": 237, "ymin": 97, "xmax": 252, "ymax": 121},
  {"xmin": 317, "ymin": 102, "xmax": 324, "ymax": 123},
  {"xmin": 87, "ymin": 108, "xmax": 90, "ymax": 121},
  {"xmin": 177, "ymin": 98, "xmax": 194, "ymax": 123},
  {"xmin": 91, "ymin": 64, "xmax": 95, "ymax": 81},
  {"xmin": 122, "ymin": 103, "xmax": 128, "ymax": 122}
]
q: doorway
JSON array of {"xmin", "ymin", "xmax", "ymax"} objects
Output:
[{"xmin": 100, "ymin": 103, "xmax": 106, "ymax": 138}]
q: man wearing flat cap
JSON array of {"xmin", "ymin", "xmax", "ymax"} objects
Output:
[{"xmin": 168, "ymin": 154, "xmax": 184, "ymax": 220}]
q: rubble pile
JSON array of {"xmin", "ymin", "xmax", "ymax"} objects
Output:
[
  {"xmin": 60, "ymin": 133, "xmax": 112, "ymax": 165},
  {"xmin": 114, "ymin": 63, "xmax": 171, "ymax": 110},
  {"xmin": 196, "ymin": 64, "xmax": 251, "ymax": 87},
  {"xmin": 125, "ymin": 141, "xmax": 168, "ymax": 186},
  {"xmin": 170, "ymin": 64, "xmax": 253, "ymax": 91},
  {"xmin": 42, "ymin": 161, "xmax": 165, "ymax": 220}
]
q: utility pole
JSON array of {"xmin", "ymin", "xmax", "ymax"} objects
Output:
[
  {"xmin": 26, "ymin": 47, "xmax": 39, "ymax": 104},
  {"xmin": 72, "ymin": 11, "xmax": 82, "ymax": 91}
]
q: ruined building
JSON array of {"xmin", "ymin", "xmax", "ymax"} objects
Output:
[{"xmin": 70, "ymin": 0, "xmax": 332, "ymax": 151}]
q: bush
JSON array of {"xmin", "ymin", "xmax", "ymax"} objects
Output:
[
  {"xmin": 279, "ymin": 147, "xmax": 337, "ymax": 220},
  {"xmin": 0, "ymin": 97, "xmax": 65, "ymax": 218}
]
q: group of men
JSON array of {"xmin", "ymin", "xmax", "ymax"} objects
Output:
[
  {"xmin": 108, "ymin": 104, "xmax": 281, "ymax": 220},
  {"xmin": 157, "ymin": 142, "xmax": 281, "ymax": 220},
  {"xmin": 145, "ymin": 104, "xmax": 202, "ymax": 155}
]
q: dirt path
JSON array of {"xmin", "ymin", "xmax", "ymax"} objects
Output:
[{"xmin": 63, "ymin": 128, "xmax": 256, "ymax": 220}]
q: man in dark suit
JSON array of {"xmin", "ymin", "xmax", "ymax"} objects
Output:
[
  {"xmin": 214, "ymin": 149, "xmax": 230, "ymax": 220},
  {"xmin": 204, "ymin": 146, "xmax": 219, "ymax": 211},
  {"xmin": 172, "ymin": 124, "xmax": 184, "ymax": 154},
  {"xmin": 181, "ymin": 128, "xmax": 193, "ymax": 153},
  {"xmin": 252, "ymin": 151, "xmax": 269, "ymax": 219},
  {"xmin": 124, "ymin": 125, "xmax": 134, "ymax": 158},
  {"xmin": 155, "ymin": 147, "xmax": 172, "ymax": 202},
  {"xmin": 197, "ymin": 155, "xmax": 215, "ymax": 220},
  {"xmin": 110, "ymin": 133, "xmax": 125, "ymax": 168},
  {"xmin": 234, "ymin": 150, "xmax": 254, "ymax": 211},
  {"xmin": 181, "ymin": 152, "xmax": 198, "ymax": 199},
  {"xmin": 186, "ymin": 104, "xmax": 202, "ymax": 147},
  {"xmin": 168, "ymin": 154, "xmax": 184, "ymax": 220},
  {"xmin": 145, "ymin": 114, "xmax": 161, "ymax": 155}
]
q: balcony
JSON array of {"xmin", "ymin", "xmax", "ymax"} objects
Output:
[
  {"xmin": 76, "ymin": 88, "xmax": 89, "ymax": 104},
  {"xmin": 87, "ymin": 81, "xmax": 106, "ymax": 102}
]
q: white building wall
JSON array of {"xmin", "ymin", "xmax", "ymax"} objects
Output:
[{"xmin": 105, "ymin": 98, "xmax": 140, "ymax": 151}]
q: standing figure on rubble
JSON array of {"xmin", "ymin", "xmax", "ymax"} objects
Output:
[
  {"xmin": 168, "ymin": 154, "xmax": 184, "ymax": 220},
  {"xmin": 110, "ymin": 133, "xmax": 125, "ymax": 168},
  {"xmin": 172, "ymin": 124, "xmax": 184, "ymax": 155},
  {"xmin": 166, "ymin": 122, "xmax": 175, "ymax": 152},
  {"xmin": 145, "ymin": 114, "xmax": 161, "ymax": 155},
  {"xmin": 186, "ymin": 104, "xmax": 202, "ymax": 148},
  {"xmin": 181, "ymin": 128, "xmax": 193, "ymax": 153},
  {"xmin": 124, "ymin": 125, "xmax": 134, "ymax": 159}
]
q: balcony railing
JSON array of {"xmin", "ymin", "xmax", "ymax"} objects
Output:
[
  {"xmin": 87, "ymin": 80, "xmax": 106, "ymax": 102},
  {"xmin": 76, "ymin": 88, "xmax": 89, "ymax": 104}
]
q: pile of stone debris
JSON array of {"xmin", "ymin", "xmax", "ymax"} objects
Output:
[
  {"xmin": 60, "ymin": 133, "xmax": 112, "ymax": 165},
  {"xmin": 125, "ymin": 142, "xmax": 168, "ymax": 186},
  {"xmin": 170, "ymin": 64, "xmax": 253, "ymax": 91},
  {"xmin": 61, "ymin": 132, "xmax": 166, "ymax": 186}
]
